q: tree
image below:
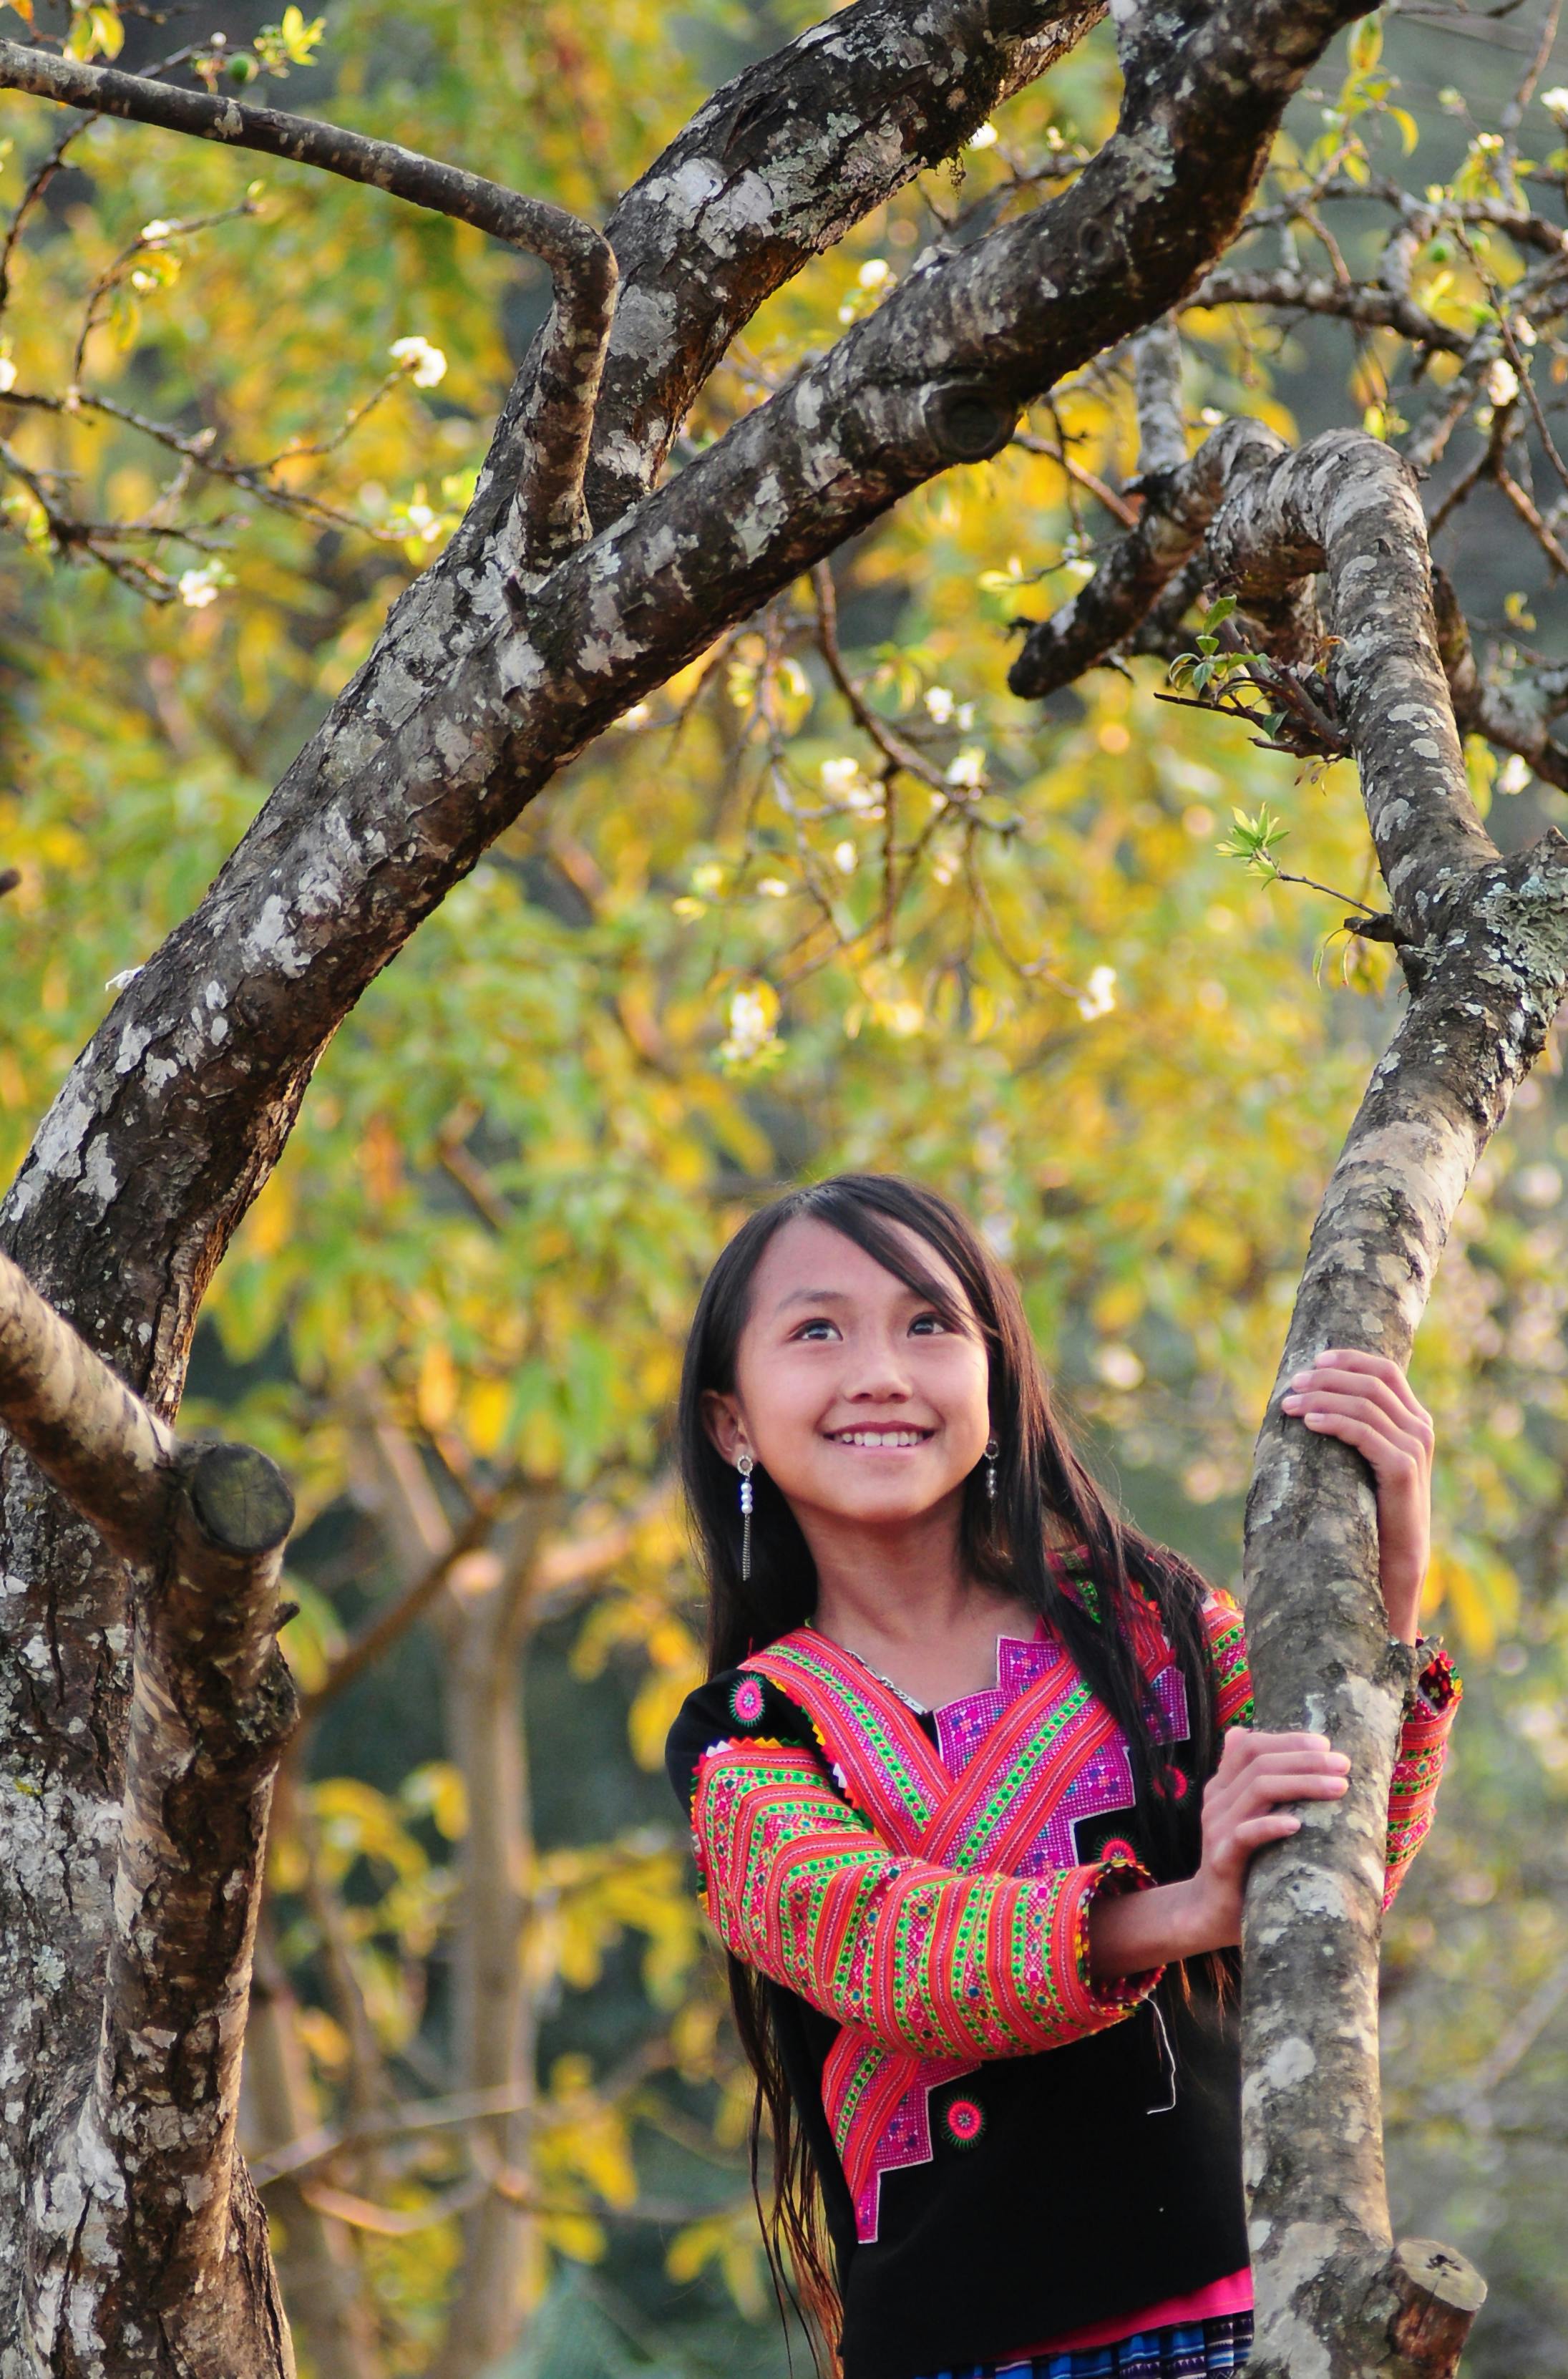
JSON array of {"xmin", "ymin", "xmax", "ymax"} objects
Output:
[{"xmin": 1, "ymin": 0, "xmax": 1567, "ymax": 2373}]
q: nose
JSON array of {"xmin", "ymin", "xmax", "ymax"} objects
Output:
[{"xmin": 842, "ymin": 1335, "xmax": 915, "ymax": 1403}]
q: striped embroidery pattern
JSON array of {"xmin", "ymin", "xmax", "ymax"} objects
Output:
[
  {"xmin": 691, "ymin": 1741, "xmax": 1127, "ymax": 2066},
  {"xmin": 1383, "ymin": 1645, "xmax": 1462, "ymax": 1910},
  {"xmin": 1202, "ymin": 1590, "xmax": 1255, "ymax": 1732},
  {"xmin": 747, "ymin": 1632, "xmax": 948, "ymax": 1849}
]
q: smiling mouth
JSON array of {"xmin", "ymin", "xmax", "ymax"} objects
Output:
[{"xmin": 825, "ymin": 1428, "xmax": 935, "ymax": 1449}]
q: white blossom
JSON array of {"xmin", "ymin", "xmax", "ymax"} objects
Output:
[
  {"xmin": 1544, "ymin": 85, "xmax": 1568, "ymax": 117},
  {"xmin": 177, "ymin": 566, "xmax": 222, "ymax": 609},
  {"xmin": 967, "ymin": 122, "xmax": 999, "ymax": 150},
  {"xmin": 1484, "ymin": 358, "xmax": 1519, "ymax": 409},
  {"xmin": 719, "ymin": 986, "xmax": 778, "ymax": 1064},
  {"xmin": 1076, "ymin": 963, "xmax": 1117, "ymax": 1021},
  {"xmin": 1497, "ymin": 753, "xmax": 1532, "ymax": 796},
  {"xmin": 140, "ymin": 219, "xmax": 174, "ymax": 244},
  {"xmin": 832, "ymin": 840, "xmax": 857, "ymax": 875},
  {"xmin": 820, "ymin": 756, "xmax": 877, "ymax": 809},
  {"xmin": 757, "ymin": 877, "xmax": 790, "ymax": 898},
  {"xmin": 945, "ymin": 746, "xmax": 985, "ymax": 790},
  {"xmin": 924, "ymin": 685, "xmax": 955, "ymax": 724},
  {"xmin": 0, "ymin": 357, "xmax": 14, "ymax": 395},
  {"xmin": 857, "ymin": 258, "xmax": 890, "ymax": 291},
  {"xmin": 390, "ymin": 335, "xmax": 448, "ymax": 389}
]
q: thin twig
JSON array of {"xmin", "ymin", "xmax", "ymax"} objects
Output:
[{"xmin": 1010, "ymin": 429, "xmax": 1141, "ymax": 526}]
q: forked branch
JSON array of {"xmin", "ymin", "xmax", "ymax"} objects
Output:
[{"xmin": 0, "ymin": 37, "xmax": 617, "ymax": 563}]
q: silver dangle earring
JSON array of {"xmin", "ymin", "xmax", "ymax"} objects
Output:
[
  {"xmin": 984, "ymin": 1436, "xmax": 1000, "ymax": 1502},
  {"xmin": 737, "ymin": 1452, "xmax": 755, "ymax": 1582}
]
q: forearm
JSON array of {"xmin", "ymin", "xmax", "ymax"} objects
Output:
[{"xmin": 1087, "ymin": 1874, "xmax": 1227, "ymax": 1979}]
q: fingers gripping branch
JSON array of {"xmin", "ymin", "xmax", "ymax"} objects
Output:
[
  {"xmin": 0, "ymin": 1247, "xmax": 300, "ymax": 2364},
  {"xmin": 0, "ymin": 37, "xmax": 616, "ymax": 565}
]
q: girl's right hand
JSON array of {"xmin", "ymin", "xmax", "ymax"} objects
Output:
[{"xmin": 1186, "ymin": 1726, "xmax": 1351, "ymax": 1949}]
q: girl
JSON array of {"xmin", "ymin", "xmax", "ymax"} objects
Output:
[{"xmin": 665, "ymin": 1174, "xmax": 1458, "ymax": 2379}]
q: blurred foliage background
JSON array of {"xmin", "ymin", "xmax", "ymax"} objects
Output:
[{"xmin": 3, "ymin": 1, "xmax": 1568, "ymax": 2374}]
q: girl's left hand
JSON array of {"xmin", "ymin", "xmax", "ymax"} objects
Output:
[{"xmin": 1280, "ymin": 1348, "xmax": 1433, "ymax": 1645}]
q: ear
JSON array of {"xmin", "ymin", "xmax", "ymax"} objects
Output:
[{"xmin": 701, "ymin": 1389, "xmax": 749, "ymax": 1467}]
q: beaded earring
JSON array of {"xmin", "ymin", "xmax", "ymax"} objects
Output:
[
  {"xmin": 983, "ymin": 1436, "xmax": 1000, "ymax": 1502},
  {"xmin": 736, "ymin": 1451, "xmax": 755, "ymax": 1582}
]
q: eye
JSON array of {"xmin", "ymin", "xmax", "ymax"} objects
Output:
[
  {"xmin": 910, "ymin": 1311, "xmax": 950, "ymax": 1336},
  {"xmin": 792, "ymin": 1318, "xmax": 841, "ymax": 1341}
]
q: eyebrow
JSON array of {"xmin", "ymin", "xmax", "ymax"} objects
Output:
[{"xmin": 772, "ymin": 1288, "xmax": 852, "ymax": 1312}]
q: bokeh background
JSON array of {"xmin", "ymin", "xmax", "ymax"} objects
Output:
[{"xmin": 2, "ymin": 4, "xmax": 1567, "ymax": 2373}]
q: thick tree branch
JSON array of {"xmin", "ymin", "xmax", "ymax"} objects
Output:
[
  {"xmin": 1187, "ymin": 266, "xmax": 1470, "ymax": 354},
  {"xmin": 462, "ymin": 0, "xmax": 1107, "ymax": 551},
  {"xmin": 1009, "ymin": 413, "xmax": 1554, "ymax": 2373},
  {"xmin": 0, "ymin": 39, "xmax": 616, "ymax": 563},
  {"xmin": 1195, "ymin": 431, "xmax": 1565, "ymax": 2379},
  {"xmin": 1131, "ymin": 313, "xmax": 1187, "ymax": 477}
]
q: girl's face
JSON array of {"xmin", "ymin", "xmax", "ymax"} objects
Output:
[{"xmin": 703, "ymin": 1215, "xmax": 993, "ymax": 1533}]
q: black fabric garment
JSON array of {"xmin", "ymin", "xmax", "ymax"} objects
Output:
[{"xmin": 666, "ymin": 1667, "xmax": 1248, "ymax": 2379}]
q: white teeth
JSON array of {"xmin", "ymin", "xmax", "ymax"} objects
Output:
[{"xmin": 832, "ymin": 1429, "xmax": 927, "ymax": 1447}]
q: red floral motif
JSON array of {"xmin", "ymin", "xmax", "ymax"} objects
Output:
[
  {"xmin": 730, "ymin": 1675, "xmax": 766, "ymax": 1727},
  {"xmin": 943, "ymin": 2096, "xmax": 985, "ymax": 2146}
]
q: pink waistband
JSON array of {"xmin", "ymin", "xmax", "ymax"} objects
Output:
[{"xmin": 1016, "ymin": 2268, "xmax": 1254, "ymax": 2358}]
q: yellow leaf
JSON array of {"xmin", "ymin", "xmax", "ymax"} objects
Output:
[
  {"xmin": 542, "ymin": 2212, "xmax": 605, "ymax": 2262},
  {"xmin": 416, "ymin": 1339, "xmax": 458, "ymax": 1431},
  {"xmin": 1347, "ymin": 13, "xmax": 1382, "ymax": 73},
  {"xmin": 1422, "ymin": 1544, "xmax": 1518, "ymax": 1658},
  {"xmin": 464, "ymin": 1375, "xmax": 510, "ymax": 1457}
]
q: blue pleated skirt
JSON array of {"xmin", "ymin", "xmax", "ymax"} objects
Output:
[{"xmin": 924, "ymin": 2312, "xmax": 1252, "ymax": 2379}]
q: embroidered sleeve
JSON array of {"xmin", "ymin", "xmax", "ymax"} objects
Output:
[
  {"xmin": 1200, "ymin": 1590, "xmax": 1462, "ymax": 1906},
  {"xmin": 1382, "ymin": 1640, "xmax": 1461, "ymax": 1911},
  {"xmin": 690, "ymin": 1735, "xmax": 1159, "ymax": 2063}
]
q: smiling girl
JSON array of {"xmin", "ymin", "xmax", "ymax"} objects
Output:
[{"xmin": 666, "ymin": 1174, "xmax": 1459, "ymax": 2379}]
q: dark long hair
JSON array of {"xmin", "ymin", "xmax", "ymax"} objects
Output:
[{"xmin": 676, "ymin": 1173, "xmax": 1218, "ymax": 2359}]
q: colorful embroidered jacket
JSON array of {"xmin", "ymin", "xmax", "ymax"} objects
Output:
[{"xmin": 666, "ymin": 1576, "xmax": 1460, "ymax": 2379}]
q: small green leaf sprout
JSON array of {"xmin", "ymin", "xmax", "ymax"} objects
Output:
[{"xmin": 1216, "ymin": 802, "xmax": 1290, "ymax": 880}]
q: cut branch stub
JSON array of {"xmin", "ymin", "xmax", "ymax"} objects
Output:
[
  {"xmin": 188, "ymin": 1439, "xmax": 296, "ymax": 1560},
  {"xmin": 922, "ymin": 381, "xmax": 1020, "ymax": 464},
  {"xmin": 1382, "ymin": 2240, "xmax": 1489, "ymax": 2377}
]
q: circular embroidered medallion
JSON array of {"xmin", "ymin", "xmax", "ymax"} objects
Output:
[
  {"xmin": 1099, "ymin": 1836, "xmax": 1138, "ymax": 1869},
  {"xmin": 943, "ymin": 2096, "xmax": 985, "ymax": 2148},
  {"xmin": 731, "ymin": 1675, "xmax": 766, "ymax": 1727}
]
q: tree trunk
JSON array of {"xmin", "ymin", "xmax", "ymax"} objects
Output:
[{"xmin": 243, "ymin": 1925, "xmax": 384, "ymax": 2379}]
